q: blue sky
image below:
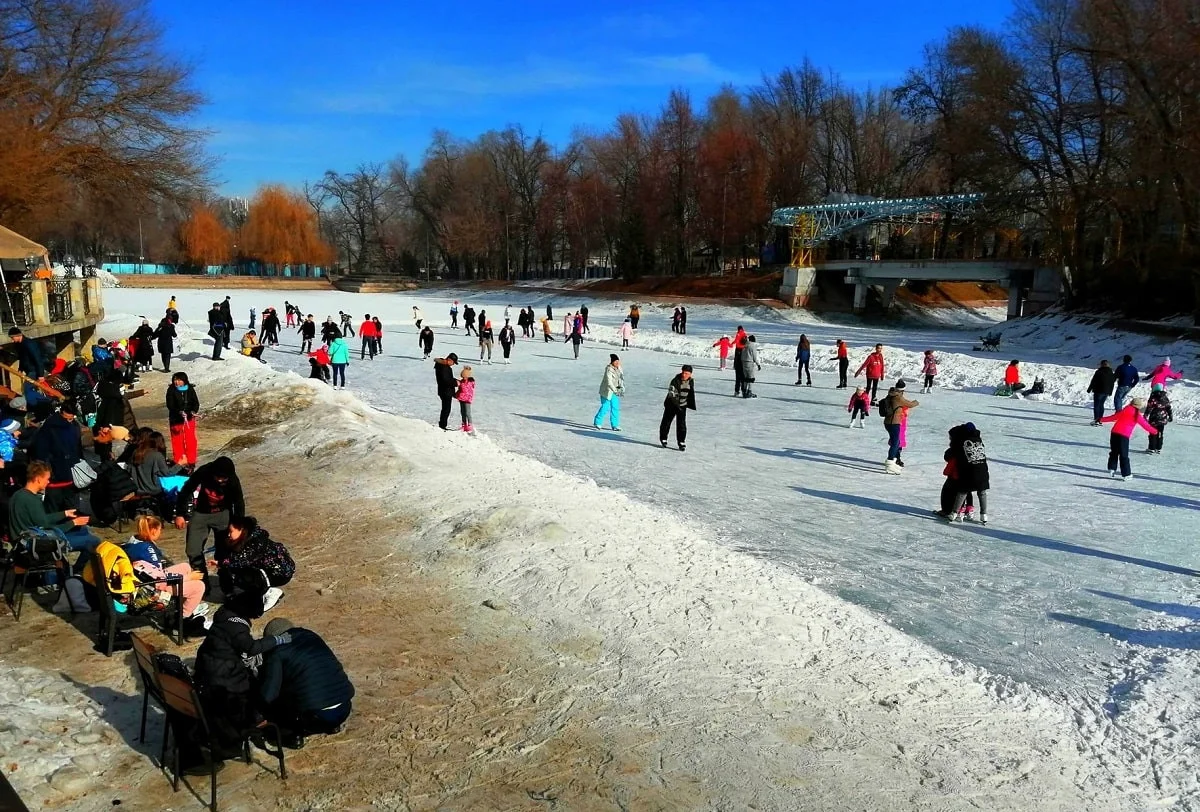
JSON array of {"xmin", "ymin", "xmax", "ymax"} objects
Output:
[{"xmin": 152, "ymin": 0, "xmax": 1014, "ymax": 195}]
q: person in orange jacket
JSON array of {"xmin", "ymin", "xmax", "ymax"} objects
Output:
[
  {"xmin": 855, "ymin": 344, "xmax": 885, "ymax": 405},
  {"xmin": 712, "ymin": 336, "xmax": 733, "ymax": 370},
  {"xmin": 1003, "ymin": 360, "xmax": 1024, "ymax": 392},
  {"xmin": 359, "ymin": 314, "xmax": 377, "ymax": 360}
]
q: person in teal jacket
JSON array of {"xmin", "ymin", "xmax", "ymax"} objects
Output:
[{"xmin": 328, "ymin": 335, "xmax": 350, "ymax": 389}]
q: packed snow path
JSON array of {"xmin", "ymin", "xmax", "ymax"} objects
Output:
[{"xmin": 111, "ymin": 290, "xmax": 1199, "ymax": 700}]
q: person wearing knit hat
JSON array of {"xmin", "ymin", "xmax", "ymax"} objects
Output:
[
  {"xmin": 594, "ymin": 355, "xmax": 625, "ymax": 431},
  {"xmin": 660, "ymin": 366, "xmax": 696, "ymax": 451},
  {"xmin": 257, "ymin": 619, "xmax": 355, "ymax": 748},
  {"xmin": 1144, "ymin": 383, "xmax": 1174, "ymax": 454},
  {"xmin": 1099, "ymin": 395, "xmax": 1158, "ymax": 479},
  {"xmin": 1148, "ymin": 356, "xmax": 1183, "ymax": 389}
]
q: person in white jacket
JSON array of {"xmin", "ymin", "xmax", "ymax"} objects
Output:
[
  {"xmin": 412, "ymin": 306, "xmax": 423, "ymax": 329},
  {"xmin": 593, "ymin": 354, "xmax": 625, "ymax": 431}
]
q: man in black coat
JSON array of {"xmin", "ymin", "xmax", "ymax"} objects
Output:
[
  {"xmin": 659, "ymin": 365, "xmax": 697, "ymax": 451},
  {"xmin": 220, "ymin": 296, "xmax": 234, "ymax": 347},
  {"xmin": 29, "ymin": 399, "xmax": 84, "ymax": 512},
  {"xmin": 434, "ymin": 354, "xmax": 458, "ymax": 430},
  {"xmin": 153, "ymin": 316, "xmax": 176, "ymax": 372},
  {"xmin": 258, "ymin": 618, "xmax": 354, "ymax": 747},
  {"xmin": 175, "ymin": 455, "xmax": 245, "ymax": 572},
  {"xmin": 8, "ymin": 327, "xmax": 45, "ymax": 380},
  {"xmin": 207, "ymin": 302, "xmax": 226, "ymax": 360},
  {"xmin": 1087, "ymin": 359, "xmax": 1117, "ymax": 425}
]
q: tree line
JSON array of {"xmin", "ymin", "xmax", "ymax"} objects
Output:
[{"xmin": 3, "ymin": 0, "xmax": 1199, "ymax": 315}]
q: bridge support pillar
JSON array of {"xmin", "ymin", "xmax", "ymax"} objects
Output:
[
  {"xmin": 1007, "ymin": 284, "xmax": 1024, "ymax": 320},
  {"xmin": 880, "ymin": 280, "xmax": 900, "ymax": 312},
  {"xmin": 1025, "ymin": 267, "xmax": 1065, "ymax": 316},
  {"xmin": 852, "ymin": 282, "xmax": 868, "ymax": 314},
  {"xmin": 779, "ymin": 266, "xmax": 817, "ymax": 308}
]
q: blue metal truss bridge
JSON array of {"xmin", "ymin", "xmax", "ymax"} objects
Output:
[{"xmin": 770, "ymin": 193, "xmax": 988, "ymax": 266}]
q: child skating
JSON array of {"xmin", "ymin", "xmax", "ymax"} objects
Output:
[
  {"xmin": 946, "ymin": 423, "xmax": 990, "ymax": 524},
  {"xmin": 1099, "ymin": 397, "xmax": 1157, "ymax": 479},
  {"xmin": 1144, "ymin": 384, "xmax": 1173, "ymax": 454},
  {"xmin": 456, "ymin": 366, "xmax": 476, "ymax": 434},
  {"xmin": 847, "ymin": 387, "xmax": 870, "ymax": 428},
  {"xmin": 713, "ymin": 335, "xmax": 732, "ymax": 370},
  {"xmin": 921, "ymin": 350, "xmax": 938, "ymax": 393}
]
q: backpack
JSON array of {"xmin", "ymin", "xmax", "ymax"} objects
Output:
[
  {"xmin": 877, "ymin": 396, "xmax": 894, "ymax": 420},
  {"xmin": 9, "ymin": 527, "xmax": 72, "ymax": 568}
]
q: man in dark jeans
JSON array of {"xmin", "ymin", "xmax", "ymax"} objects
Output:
[
  {"xmin": 258, "ymin": 617, "xmax": 355, "ymax": 748},
  {"xmin": 434, "ymin": 353, "xmax": 458, "ymax": 429},
  {"xmin": 207, "ymin": 302, "xmax": 225, "ymax": 360},
  {"xmin": 1087, "ymin": 359, "xmax": 1116, "ymax": 425},
  {"xmin": 659, "ymin": 365, "xmax": 696, "ymax": 451},
  {"xmin": 175, "ymin": 456, "xmax": 245, "ymax": 573}
]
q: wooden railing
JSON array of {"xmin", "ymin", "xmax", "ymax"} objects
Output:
[{"xmin": 0, "ymin": 360, "xmax": 65, "ymax": 400}]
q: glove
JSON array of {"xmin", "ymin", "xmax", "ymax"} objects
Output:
[{"xmin": 273, "ymin": 632, "xmax": 292, "ymax": 645}]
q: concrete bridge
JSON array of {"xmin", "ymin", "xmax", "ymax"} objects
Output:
[{"xmin": 780, "ymin": 259, "xmax": 1064, "ymax": 318}]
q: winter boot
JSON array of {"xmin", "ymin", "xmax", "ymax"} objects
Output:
[
  {"xmin": 847, "ymin": 418, "xmax": 856, "ymax": 428},
  {"xmin": 979, "ymin": 514, "xmax": 988, "ymax": 525},
  {"xmin": 885, "ymin": 460, "xmax": 902, "ymax": 475}
]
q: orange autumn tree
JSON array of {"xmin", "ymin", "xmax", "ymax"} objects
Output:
[
  {"xmin": 178, "ymin": 202, "xmax": 232, "ymax": 268},
  {"xmin": 242, "ymin": 185, "xmax": 333, "ymax": 270}
]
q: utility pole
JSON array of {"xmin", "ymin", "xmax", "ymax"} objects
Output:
[{"xmin": 138, "ymin": 217, "xmax": 144, "ymax": 274}]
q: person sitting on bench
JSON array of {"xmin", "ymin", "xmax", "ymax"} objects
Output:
[
  {"xmin": 9, "ymin": 460, "xmax": 99, "ymax": 570},
  {"xmin": 257, "ymin": 617, "xmax": 355, "ymax": 749}
]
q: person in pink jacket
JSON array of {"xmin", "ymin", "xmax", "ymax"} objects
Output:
[
  {"xmin": 712, "ymin": 335, "xmax": 732, "ymax": 370},
  {"xmin": 618, "ymin": 318, "xmax": 633, "ymax": 349},
  {"xmin": 1099, "ymin": 397, "xmax": 1157, "ymax": 480},
  {"xmin": 455, "ymin": 367, "xmax": 476, "ymax": 434},
  {"xmin": 1148, "ymin": 357, "xmax": 1183, "ymax": 388}
]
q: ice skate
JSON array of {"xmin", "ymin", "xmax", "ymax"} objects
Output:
[
  {"xmin": 1109, "ymin": 469, "xmax": 1119, "ymax": 478},
  {"xmin": 678, "ymin": 443, "xmax": 686, "ymax": 452},
  {"xmin": 660, "ymin": 439, "xmax": 668, "ymax": 448},
  {"xmin": 847, "ymin": 418, "xmax": 856, "ymax": 428},
  {"xmin": 979, "ymin": 514, "xmax": 988, "ymax": 525},
  {"xmin": 947, "ymin": 512, "xmax": 963, "ymax": 523},
  {"xmin": 1122, "ymin": 474, "xmax": 1134, "ymax": 481},
  {"xmin": 856, "ymin": 419, "xmax": 865, "ymax": 429},
  {"xmin": 884, "ymin": 460, "xmax": 902, "ymax": 475}
]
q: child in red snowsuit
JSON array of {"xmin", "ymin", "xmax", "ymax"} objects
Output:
[
  {"xmin": 712, "ymin": 336, "xmax": 733, "ymax": 370},
  {"xmin": 847, "ymin": 387, "xmax": 870, "ymax": 428}
]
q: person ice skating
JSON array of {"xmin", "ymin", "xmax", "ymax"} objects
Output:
[
  {"xmin": 732, "ymin": 326, "xmax": 749, "ymax": 396},
  {"xmin": 880, "ymin": 380, "xmax": 918, "ymax": 474},
  {"xmin": 741, "ymin": 336, "xmax": 762, "ymax": 398},
  {"xmin": 220, "ymin": 296, "xmax": 234, "ymax": 347},
  {"xmin": 935, "ymin": 424, "xmax": 972, "ymax": 520},
  {"xmin": 152, "ymin": 315, "xmax": 176, "ymax": 372},
  {"xmin": 562, "ymin": 312, "xmax": 573, "ymax": 339},
  {"xmin": 580, "ymin": 304, "xmax": 590, "ymax": 333},
  {"xmin": 541, "ymin": 317, "xmax": 553, "ymax": 342},
  {"xmin": 257, "ymin": 617, "xmax": 355, "ymax": 748},
  {"xmin": 419, "ymin": 325, "xmax": 435, "ymax": 360},
  {"xmin": 498, "ymin": 321, "xmax": 515, "ymax": 363},
  {"xmin": 463, "ymin": 305, "xmax": 477, "ymax": 336},
  {"xmin": 283, "ymin": 301, "xmax": 293, "ymax": 327},
  {"xmin": 921, "ymin": 350, "xmax": 938, "ymax": 393},
  {"xmin": 250, "ymin": 307, "xmax": 258, "ymax": 330},
  {"xmin": 456, "ymin": 366, "xmax": 476, "ymax": 433},
  {"xmin": 166, "ymin": 373, "xmax": 200, "ymax": 465},
  {"xmin": 479, "ymin": 320, "xmax": 494, "ymax": 363},
  {"xmin": 359, "ymin": 314, "xmax": 377, "ymax": 360},
  {"xmin": 261, "ymin": 308, "xmax": 281, "ymax": 346},
  {"xmin": 593, "ymin": 355, "xmax": 624, "ymax": 431},
  {"xmin": 298, "ymin": 314, "xmax": 316, "ymax": 354},
  {"xmin": 1087, "ymin": 360, "xmax": 1116, "ymax": 425},
  {"xmin": 1113, "ymin": 355, "xmax": 1139, "ymax": 410},
  {"xmin": 833, "ymin": 339, "xmax": 849, "ymax": 388},
  {"xmin": 517, "ymin": 308, "xmax": 530, "ymax": 338},
  {"xmin": 1144, "ymin": 384, "xmax": 1173, "ymax": 454},
  {"xmin": 435, "ymin": 353, "xmax": 459, "ymax": 430},
  {"xmin": 412, "ymin": 306, "xmax": 423, "ymax": 329},
  {"xmin": 1002, "ymin": 360, "xmax": 1025, "ymax": 395},
  {"xmin": 546, "ymin": 303, "xmax": 553, "ymax": 321},
  {"xmin": 328, "ymin": 332, "xmax": 350, "ymax": 389},
  {"xmin": 671, "ymin": 308, "xmax": 681, "ymax": 333},
  {"xmin": 679, "ymin": 307, "xmax": 688, "ymax": 334},
  {"xmin": 660, "ymin": 365, "xmax": 696, "ymax": 451},
  {"xmin": 847, "ymin": 387, "xmax": 870, "ymax": 428},
  {"xmin": 1148, "ymin": 357, "xmax": 1183, "ymax": 388},
  {"xmin": 372, "ymin": 317, "xmax": 384, "ymax": 352},
  {"xmin": 450, "ymin": 301, "xmax": 459, "ymax": 329},
  {"xmin": 945, "ymin": 423, "xmax": 990, "ymax": 524},
  {"xmin": 856, "ymin": 344, "xmax": 885, "ymax": 405},
  {"xmin": 339, "ymin": 311, "xmax": 355, "ymax": 338},
  {"xmin": 1099, "ymin": 397, "xmax": 1156, "ymax": 480},
  {"xmin": 617, "ymin": 318, "xmax": 633, "ymax": 349},
  {"xmin": 629, "ymin": 304, "xmax": 640, "ymax": 329},
  {"xmin": 174, "ymin": 455, "xmax": 245, "ymax": 573},
  {"xmin": 795, "ymin": 335, "xmax": 812, "ymax": 385},
  {"xmin": 568, "ymin": 324, "xmax": 584, "ymax": 360},
  {"xmin": 712, "ymin": 335, "xmax": 732, "ymax": 370},
  {"xmin": 207, "ymin": 301, "xmax": 226, "ymax": 360}
]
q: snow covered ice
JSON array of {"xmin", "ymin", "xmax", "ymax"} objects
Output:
[{"xmin": 21, "ymin": 286, "xmax": 1200, "ymax": 807}]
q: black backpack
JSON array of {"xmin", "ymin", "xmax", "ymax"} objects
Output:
[
  {"xmin": 6, "ymin": 527, "xmax": 72, "ymax": 568},
  {"xmin": 877, "ymin": 396, "xmax": 894, "ymax": 420}
]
